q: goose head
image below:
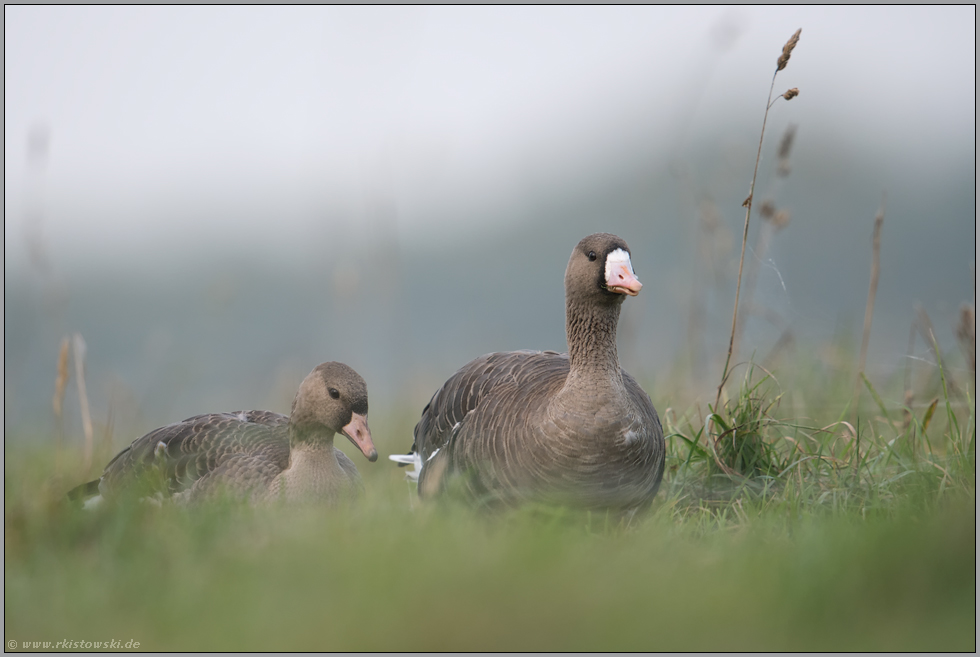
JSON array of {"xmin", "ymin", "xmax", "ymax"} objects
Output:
[
  {"xmin": 565, "ymin": 233, "xmax": 642, "ymax": 305},
  {"xmin": 289, "ymin": 362, "xmax": 378, "ymax": 462}
]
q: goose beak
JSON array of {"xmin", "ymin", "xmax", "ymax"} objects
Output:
[
  {"xmin": 606, "ymin": 260, "xmax": 642, "ymax": 296},
  {"xmin": 342, "ymin": 413, "xmax": 378, "ymax": 462}
]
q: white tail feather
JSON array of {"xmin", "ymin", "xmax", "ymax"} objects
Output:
[
  {"xmin": 388, "ymin": 452, "xmax": 422, "ymax": 482},
  {"xmin": 82, "ymin": 495, "xmax": 104, "ymax": 510}
]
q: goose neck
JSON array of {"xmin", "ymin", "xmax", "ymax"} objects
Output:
[
  {"xmin": 288, "ymin": 424, "xmax": 337, "ymax": 450},
  {"xmin": 283, "ymin": 429, "xmax": 344, "ymax": 487},
  {"xmin": 565, "ymin": 297, "xmax": 623, "ymax": 378}
]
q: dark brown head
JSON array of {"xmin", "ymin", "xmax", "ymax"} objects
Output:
[
  {"xmin": 564, "ymin": 233, "xmax": 642, "ymax": 305},
  {"xmin": 290, "ymin": 362, "xmax": 377, "ymax": 462}
]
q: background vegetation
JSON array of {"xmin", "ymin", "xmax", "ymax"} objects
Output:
[{"xmin": 5, "ymin": 339, "xmax": 975, "ymax": 651}]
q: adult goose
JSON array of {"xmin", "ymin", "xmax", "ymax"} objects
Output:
[
  {"xmin": 69, "ymin": 362, "xmax": 377, "ymax": 506},
  {"xmin": 391, "ymin": 233, "xmax": 665, "ymax": 510}
]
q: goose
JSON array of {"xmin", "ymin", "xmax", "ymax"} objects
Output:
[
  {"xmin": 69, "ymin": 362, "xmax": 377, "ymax": 506},
  {"xmin": 390, "ymin": 233, "xmax": 665, "ymax": 510}
]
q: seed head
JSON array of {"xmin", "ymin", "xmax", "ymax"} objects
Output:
[
  {"xmin": 782, "ymin": 88, "xmax": 799, "ymax": 101},
  {"xmin": 776, "ymin": 28, "xmax": 802, "ymax": 72},
  {"xmin": 759, "ymin": 200, "xmax": 776, "ymax": 219}
]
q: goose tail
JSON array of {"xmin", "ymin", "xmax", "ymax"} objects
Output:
[
  {"xmin": 388, "ymin": 451, "xmax": 422, "ymax": 483},
  {"xmin": 66, "ymin": 479, "xmax": 104, "ymax": 509}
]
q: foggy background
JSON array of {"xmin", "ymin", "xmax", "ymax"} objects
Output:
[{"xmin": 4, "ymin": 6, "xmax": 975, "ymax": 452}]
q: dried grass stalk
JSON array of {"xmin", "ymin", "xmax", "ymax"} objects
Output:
[
  {"xmin": 902, "ymin": 319, "xmax": 917, "ymax": 441},
  {"xmin": 857, "ymin": 200, "xmax": 885, "ymax": 380},
  {"xmin": 53, "ymin": 337, "xmax": 70, "ymax": 418},
  {"xmin": 714, "ymin": 28, "xmax": 802, "ymax": 410},
  {"xmin": 72, "ymin": 333, "xmax": 94, "ymax": 471},
  {"xmin": 955, "ymin": 303, "xmax": 975, "ymax": 376}
]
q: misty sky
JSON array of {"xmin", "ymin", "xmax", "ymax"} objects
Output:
[{"xmin": 4, "ymin": 5, "xmax": 975, "ymax": 269}]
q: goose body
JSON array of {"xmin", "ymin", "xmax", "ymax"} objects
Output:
[
  {"xmin": 392, "ymin": 233, "xmax": 665, "ymax": 510},
  {"xmin": 70, "ymin": 362, "xmax": 377, "ymax": 506}
]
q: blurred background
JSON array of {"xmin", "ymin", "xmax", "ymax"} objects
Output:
[{"xmin": 4, "ymin": 6, "xmax": 975, "ymax": 455}]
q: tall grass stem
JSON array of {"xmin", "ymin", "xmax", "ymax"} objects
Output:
[
  {"xmin": 72, "ymin": 333, "xmax": 94, "ymax": 472},
  {"xmin": 715, "ymin": 28, "xmax": 801, "ymax": 410},
  {"xmin": 857, "ymin": 198, "xmax": 885, "ymax": 382},
  {"xmin": 715, "ymin": 74, "xmax": 777, "ymax": 410}
]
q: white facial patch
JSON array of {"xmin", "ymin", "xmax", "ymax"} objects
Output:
[{"xmin": 605, "ymin": 248, "xmax": 635, "ymax": 281}]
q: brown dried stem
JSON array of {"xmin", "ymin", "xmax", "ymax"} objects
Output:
[
  {"xmin": 955, "ymin": 303, "xmax": 975, "ymax": 377},
  {"xmin": 857, "ymin": 198, "xmax": 885, "ymax": 382},
  {"xmin": 715, "ymin": 28, "xmax": 802, "ymax": 411},
  {"xmin": 902, "ymin": 318, "xmax": 917, "ymax": 444},
  {"xmin": 715, "ymin": 73, "xmax": 775, "ymax": 410},
  {"xmin": 53, "ymin": 337, "xmax": 71, "ymax": 472},
  {"xmin": 72, "ymin": 333, "xmax": 95, "ymax": 472},
  {"xmin": 53, "ymin": 337, "xmax": 70, "ymax": 421},
  {"xmin": 851, "ymin": 198, "xmax": 885, "ymax": 459}
]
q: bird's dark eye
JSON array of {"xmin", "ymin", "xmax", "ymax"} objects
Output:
[
  {"xmin": 328, "ymin": 388, "xmax": 340, "ymax": 399},
  {"xmin": 588, "ymin": 251, "xmax": 597, "ymax": 262}
]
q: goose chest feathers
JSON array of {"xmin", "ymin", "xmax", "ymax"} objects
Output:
[
  {"xmin": 392, "ymin": 233, "xmax": 665, "ymax": 510},
  {"xmin": 70, "ymin": 362, "xmax": 377, "ymax": 506}
]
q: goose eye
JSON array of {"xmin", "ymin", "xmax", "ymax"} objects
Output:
[
  {"xmin": 588, "ymin": 251, "xmax": 597, "ymax": 262},
  {"xmin": 328, "ymin": 388, "xmax": 340, "ymax": 399}
]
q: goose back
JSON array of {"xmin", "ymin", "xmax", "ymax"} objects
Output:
[{"xmin": 98, "ymin": 411, "xmax": 293, "ymax": 503}]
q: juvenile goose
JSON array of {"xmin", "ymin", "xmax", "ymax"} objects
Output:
[
  {"xmin": 391, "ymin": 233, "xmax": 665, "ymax": 510},
  {"xmin": 69, "ymin": 362, "xmax": 377, "ymax": 506}
]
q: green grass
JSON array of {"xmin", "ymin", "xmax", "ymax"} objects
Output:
[{"xmin": 4, "ymin": 353, "xmax": 976, "ymax": 651}]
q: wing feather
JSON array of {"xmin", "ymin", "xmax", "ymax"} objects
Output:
[{"xmin": 99, "ymin": 411, "xmax": 290, "ymax": 500}]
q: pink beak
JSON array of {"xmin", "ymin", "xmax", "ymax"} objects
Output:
[
  {"xmin": 341, "ymin": 413, "xmax": 378, "ymax": 462},
  {"xmin": 606, "ymin": 261, "xmax": 642, "ymax": 296}
]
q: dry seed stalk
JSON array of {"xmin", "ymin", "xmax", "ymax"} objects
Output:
[
  {"xmin": 72, "ymin": 333, "xmax": 95, "ymax": 472},
  {"xmin": 955, "ymin": 303, "xmax": 975, "ymax": 376},
  {"xmin": 902, "ymin": 318, "xmax": 917, "ymax": 443},
  {"xmin": 53, "ymin": 337, "xmax": 70, "ymax": 419},
  {"xmin": 851, "ymin": 200, "xmax": 885, "ymax": 454},
  {"xmin": 52, "ymin": 336, "xmax": 71, "ymax": 473},
  {"xmin": 857, "ymin": 198, "xmax": 885, "ymax": 381},
  {"xmin": 715, "ymin": 28, "xmax": 802, "ymax": 411}
]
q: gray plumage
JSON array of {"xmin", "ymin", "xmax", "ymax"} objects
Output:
[
  {"xmin": 69, "ymin": 362, "xmax": 377, "ymax": 506},
  {"xmin": 401, "ymin": 233, "xmax": 665, "ymax": 510}
]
